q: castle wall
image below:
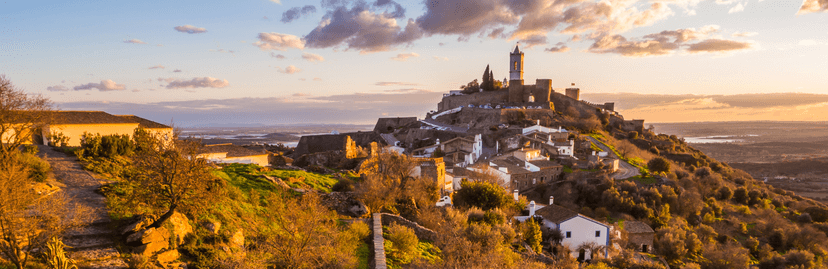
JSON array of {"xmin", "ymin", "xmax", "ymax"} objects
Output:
[
  {"xmin": 373, "ymin": 117, "xmax": 418, "ymax": 133},
  {"xmin": 437, "ymin": 91, "xmax": 509, "ymax": 111},
  {"xmin": 534, "ymin": 79, "xmax": 552, "ymax": 103},
  {"xmin": 551, "ymin": 92, "xmax": 600, "ymax": 119}
]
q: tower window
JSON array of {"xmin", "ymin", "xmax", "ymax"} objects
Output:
[{"xmin": 514, "ymin": 61, "xmax": 517, "ymax": 70}]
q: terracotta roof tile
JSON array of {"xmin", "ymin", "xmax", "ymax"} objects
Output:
[
  {"xmin": 624, "ymin": 221, "xmax": 654, "ymax": 234},
  {"xmin": 116, "ymin": 115, "xmax": 171, "ymax": 129}
]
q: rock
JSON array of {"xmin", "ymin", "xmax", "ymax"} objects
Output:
[
  {"xmin": 349, "ymin": 201, "xmax": 369, "ymax": 217},
  {"xmin": 127, "ymin": 227, "xmax": 170, "ymax": 245},
  {"xmin": 259, "ymin": 174, "xmax": 290, "ymax": 189},
  {"xmin": 156, "ymin": 249, "xmax": 180, "ymax": 264},
  {"xmin": 203, "ymin": 220, "xmax": 221, "ymax": 234},
  {"xmin": 122, "ymin": 215, "xmax": 157, "ymax": 235},
  {"xmin": 160, "ymin": 211, "xmax": 193, "ymax": 245},
  {"xmin": 133, "ymin": 240, "xmax": 169, "ymax": 258},
  {"xmin": 321, "ymin": 192, "xmax": 370, "ymax": 218},
  {"xmin": 230, "ymin": 229, "xmax": 244, "ymax": 249}
]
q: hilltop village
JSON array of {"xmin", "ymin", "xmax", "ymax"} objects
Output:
[{"xmin": 4, "ymin": 47, "xmax": 828, "ymax": 269}]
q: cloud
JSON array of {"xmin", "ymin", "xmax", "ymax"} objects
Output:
[
  {"xmin": 292, "ymin": 93, "xmax": 311, "ymax": 97},
  {"xmin": 277, "ymin": 65, "xmax": 301, "ymax": 74},
  {"xmin": 123, "ymin": 39, "xmax": 146, "ymax": 44},
  {"xmin": 73, "ymin": 80, "xmax": 127, "ymax": 91},
  {"xmin": 588, "ymin": 25, "xmax": 750, "ymax": 56},
  {"xmin": 303, "ymin": 3, "xmax": 422, "ymax": 52},
  {"xmin": 313, "ymin": 77, "xmax": 323, "ymax": 81},
  {"xmin": 582, "ymin": 92, "xmax": 828, "ymax": 123},
  {"xmin": 728, "ymin": 2, "xmax": 746, "ymax": 13},
  {"xmin": 57, "ymin": 90, "xmax": 443, "ymax": 126},
  {"xmin": 433, "ymin": 56, "xmax": 449, "ymax": 61},
  {"xmin": 174, "ymin": 25, "xmax": 207, "ymax": 34},
  {"xmin": 165, "ymin": 77, "xmax": 230, "ymax": 89},
  {"xmin": 732, "ymin": 31, "xmax": 758, "ymax": 37},
  {"xmin": 686, "ymin": 39, "xmax": 752, "ymax": 53},
  {"xmin": 302, "ymin": 52, "xmax": 325, "ymax": 62},
  {"xmin": 282, "ymin": 5, "xmax": 317, "ymax": 23},
  {"xmin": 375, "ymin": 82, "xmax": 419, "ymax": 86},
  {"xmin": 173, "ymin": 69, "xmax": 182, "ymax": 73},
  {"xmin": 416, "ymin": 0, "xmax": 518, "ymax": 36},
  {"xmin": 46, "ymin": 85, "xmax": 69, "ymax": 92},
  {"xmin": 268, "ymin": 0, "xmax": 281, "ymax": 4},
  {"xmin": 544, "ymin": 42, "xmax": 570, "ymax": 53},
  {"xmin": 148, "ymin": 65, "xmax": 165, "ymax": 69},
  {"xmin": 798, "ymin": 0, "xmax": 828, "ymax": 14},
  {"xmin": 518, "ymin": 34, "xmax": 547, "ymax": 48},
  {"xmin": 132, "ymin": 89, "xmax": 141, "ymax": 92},
  {"xmin": 383, "ymin": 88, "xmax": 424, "ymax": 93},
  {"xmin": 271, "ymin": 53, "xmax": 286, "ymax": 59},
  {"xmin": 391, "ymin": 52, "xmax": 419, "ymax": 61},
  {"xmin": 254, "ymin": 32, "xmax": 305, "ymax": 51}
]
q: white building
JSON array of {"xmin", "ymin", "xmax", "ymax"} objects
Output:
[{"xmin": 518, "ymin": 197, "xmax": 610, "ymax": 261}]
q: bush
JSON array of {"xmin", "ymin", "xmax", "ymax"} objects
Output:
[
  {"xmin": 628, "ymin": 131, "xmax": 639, "ymax": 140},
  {"xmin": 20, "ymin": 153, "xmax": 50, "ymax": 182},
  {"xmin": 647, "ymin": 157, "xmax": 671, "ymax": 174},
  {"xmin": 716, "ymin": 186, "xmax": 733, "ymax": 201},
  {"xmin": 331, "ymin": 178, "xmax": 355, "ymax": 192},
  {"xmin": 385, "ymin": 223, "xmax": 418, "ymax": 265},
  {"xmin": 21, "ymin": 145, "xmax": 38, "ymax": 155},
  {"xmin": 80, "ymin": 133, "xmax": 134, "ymax": 158},
  {"xmin": 452, "ymin": 181, "xmax": 515, "ymax": 211}
]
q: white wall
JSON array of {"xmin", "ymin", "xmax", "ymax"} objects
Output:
[{"xmin": 558, "ymin": 216, "xmax": 609, "ymax": 260}]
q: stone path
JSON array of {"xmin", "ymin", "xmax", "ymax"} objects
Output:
[
  {"xmin": 372, "ymin": 213, "xmax": 387, "ymax": 269},
  {"xmin": 37, "ymin": 145, "xmax": 127, "ymax": 268}
]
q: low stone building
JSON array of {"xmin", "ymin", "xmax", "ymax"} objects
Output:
[
  {"xmin": 624, "ymin": 221, "xmax": 655, "ymax": 253},
  {"xmin": 292, "ymin": 131, "xmax": 386, "ymax": 158},
  {"xmin": 199, "ymin": 143, "xmax": 269, "ymax": 167}
]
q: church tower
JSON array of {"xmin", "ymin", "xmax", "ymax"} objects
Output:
[{"xmin": 509, "ymin": 45, "xmax": 524, "ymax": 82}]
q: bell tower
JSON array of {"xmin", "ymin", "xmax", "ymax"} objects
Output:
[{"xmin": 509, "ymin": 45, "xmax": 524, "ymax": 81}]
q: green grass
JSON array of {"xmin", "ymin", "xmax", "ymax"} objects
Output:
[
  {"xmin": 416, "ymin": 241, "xmax": 442, "ymax": 264},
  {"xmin": 355, "ymin": 242, "xmax": 371, "ymax": 269},
  {"xmin": 628, "ymin": 175, "xmax": 658, "ymax": 184},
  {"xmin": 563, "ymin": 166, "xmax": 574, "ymax": 174},
  {"xmin": 214, "ymin": 163, "xmax": 340, "ymax": 193}
]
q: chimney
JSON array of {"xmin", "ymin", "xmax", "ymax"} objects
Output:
[
  {"xmin": 559, "ymin": 126, "xmax": 562, "ymax": 132},
  {"xmin": 435, "ymin": 138, "xmax": 440, "ymax": 145},
  {"xmin": 549, "ymin": 196, "xmax": 554, "ymax": 205},
  {"xmin": 529, "ymin": 201, "xmax": 536, "ymax": 216},
  {"xmin": 537, "ymin": 119, "xmax": 540, "ymax": 126},
  {"xmin": 514, "ymin": 190, "xmax": 519, "ymax": 201}
]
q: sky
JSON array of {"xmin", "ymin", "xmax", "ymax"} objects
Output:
[{"xmin": 2, "ymin": 0, "xmax": 827, "ymax": 126}]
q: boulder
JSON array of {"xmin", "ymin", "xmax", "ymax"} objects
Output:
[
  {"xmin": 156, "ymin": 249, "xmax": 180, "ymax": 264},
  {"xmin": 321, "ymin": 192, "xmax": 370, "ymax": 218},
  {"xmin": 202, "ymin": 220, "xmax": 221, "ymax": 234},
  {"xmin": 127, "ymin": 227, "xmax": 170, "ymax": 245},
  {"xmin": 122, "ymin": 215, "xmax": 157, "ymax": 235},
  {"xmin": 133, "ymin": 240, "xmax": 169, "ymax": 258},
  {"xmin": 161, "ymin": 211, "xmax": 193, "ymax": 245},
  {"xmin": 230, "ymin": 229, "xmax": 244, "ymax": 249}
]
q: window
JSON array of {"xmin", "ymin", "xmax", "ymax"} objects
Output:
[
  {"xmin": 532, "ymin": 178, "xmax": 536, "ymax": 185},
  {"xmin": 595, "ymin": 231, "xmax": 601, "ymax": 237},
  {"xmin": 566, "ymin": 231, "xmax": 571, "ymax": 238},
  {"xmin": 514, "ymin": 61, "xmax": 518, "ymax": 70}
]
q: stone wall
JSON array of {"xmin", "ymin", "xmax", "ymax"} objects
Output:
[
  {"xmin": 373, "ymin": 117, "xmax": 418, "ymax": 133},
  {"xmin": 379, "ymin": 213, "xmax": 438, "ymax": 242},
  {"xmin": 293, "ymin": 131, "xmax": 385, "ymax": 158},
  {"xmin": 437, "ymin": 91, "xmax": 509, "ymax": 111},
  {"xmin": 628, "ymin": 232, "xmax": 654, "ymax": 253},
  {"xmin": 512, "ymin": 168, "xmax": 563, "ymax": 192}
]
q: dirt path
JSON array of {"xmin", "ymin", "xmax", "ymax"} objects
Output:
[
  {"xmin": 585, "ymin": 136, "xmax": 641, "ymax": 180},
  {"xmin": 37, "ymin": 145, "xmax": 127, "ymax": 268}
]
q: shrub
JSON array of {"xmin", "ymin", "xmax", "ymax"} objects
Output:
[
  {"xmin": 452, "ymin": 181, "xmax": 515, "ymax": 211},
  {"xmin": 523, "ymin": 218, "xmax": 542, "ymax": 253},
  {"xmin": 331, "ymin": 178, "xmax": 355, "ymax": 192},
  {"xmin": 733, "ymin": 187, "xmax": 749, "ymax": 205},
  {"xmin": 716, "ymin": 186, "xmax": 733, "ymax": 201},
  {"xmin": 21, "ymin": 145, "xmax": 38, "ymax": 155},
  {"xmin": 80, "ymin": 133, "xmax": 134, "ymax": 158},
  {"xmin": 385, "ymin": 223, "xmax": 418, "ymax": 265},
  {"xmin": 647, "ymin": 157, "xmax": 671, "ymax": 174},
  {"xmin": 628, "ymin": 131, "xmax": 639, "ymax": 140},
  {"xmin": 20, "ymin": 153, "xmax": 50, "ymax": 182}
]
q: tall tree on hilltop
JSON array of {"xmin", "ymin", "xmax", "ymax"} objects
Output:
[
  {"xmin": 481, "ymin": 65, "xmax": 492, "ymax": 92},
  {"xmin": 490, "ymin": 69, "xmax": 497, "ymax": 90}
]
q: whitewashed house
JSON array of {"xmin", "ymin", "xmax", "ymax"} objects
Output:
[{"xmin": 517, "ymin": 197, "xmax": 610, "ymax": 261}]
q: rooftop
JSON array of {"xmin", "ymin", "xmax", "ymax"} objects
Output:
[
  {"xmin": 624, "ymin": 221, "xmax": 654, "ymax": 234},
  {"xmin": 116, "ymin": 115, "xmax": 171, "ymax": 129},
  {"xmin": 534, "ymin": 204, "xmax": 579, "ymax": 224},
  {"xmin": 48, "ymin": 111, "xmax": 136, "ymax": 125}
]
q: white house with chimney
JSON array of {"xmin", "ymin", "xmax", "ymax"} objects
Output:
[{"xmin": 514, "ymin": 196, "xmax": 610, "ymax": 261}]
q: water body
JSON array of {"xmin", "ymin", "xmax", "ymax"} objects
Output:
[{"xmin": 684, "ymin": 135, "xmax": 758, "ymax": 144}]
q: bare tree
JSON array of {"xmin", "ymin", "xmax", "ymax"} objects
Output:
[
  {"xmin": 0, "ymin": 75, "xmax": 52, "ymax": 159},
  {"xmin": 131, "ymin": 129, "xmax": 217, "ymax": 228}
]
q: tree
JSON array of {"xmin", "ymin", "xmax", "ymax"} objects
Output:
[
  {"xmin": 0, "ymin": 75, "xmax": 53, "ymax": 159},
  {"xmin": 131, "ymin": 130, "xmax": 217, "ymax": 228},
  {"xmin": 386, "ymin": 223, "xmax": 419, "ymax": 265},
  {"xmin": 0, "ymin": 153, "xmax": 88, "ymax": 269},
  {"xmin": 452, "ymin": 180, "xmax": 514, "ymax": 211},
  {"xmin": 648, "ymin": 157, "xmax": 671, "ymax": 174},
  {"xmin": 259, "ymin": 192, "xmax": 362, "ymax": 268},
  {"xmin": 524, "ymin": 218, "xmax": 543, "ymax": 253},
  {"xmin": 460, "ymin": 79, "xmax": 480, "ymax": 94},
  {"xmin": 357, "ymin": 148, "xmax": 416, "ymax": 212}
]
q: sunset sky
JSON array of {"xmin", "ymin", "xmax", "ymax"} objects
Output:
[{"xmin": 2, "ymin": 0, "xmax": 827, "ymax": 126}]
